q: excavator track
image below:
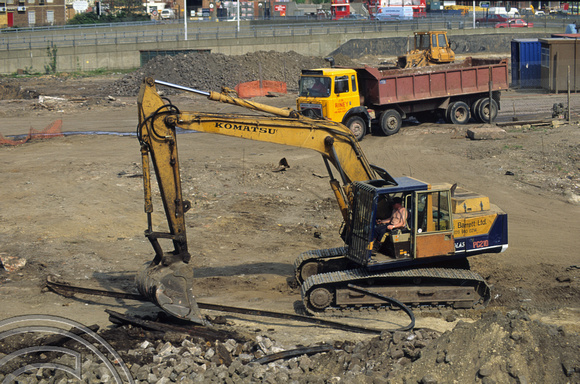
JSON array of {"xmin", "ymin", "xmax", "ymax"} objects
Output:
[
  {"xmin": 301, "ymin": 267, "xmax": 490, "ymax": 316},
  {"xmin": 294, "ymin": 247, "xmax": 353, "ymax": 284}
]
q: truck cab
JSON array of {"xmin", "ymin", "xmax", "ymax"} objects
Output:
[{"xmin": 297, "ymin": 68, "xmax": 369, "ymax": 141}]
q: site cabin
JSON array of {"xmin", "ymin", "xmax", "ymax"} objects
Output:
[{"xmin": 297, "ymin": 58, "xmax": 509, "ymax": 141}]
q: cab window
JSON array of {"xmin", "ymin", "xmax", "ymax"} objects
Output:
[
  {"xmin": 438, "ymin": 34, "xmax": 447, "ymax": 48},
  {"xmin": 335, "ymin": 76, "xmax": 349, "ymax": 94},
  {"xmin": 351, "ymin": 75, "xmax": 357, "ymax": 92},
  {"xmin": 299, "ymin": 76, "xmax": 330, "ymax": 97},
  {"xmin": 416, "ymin": 191, "xmax": 451, "ymax": 233}
]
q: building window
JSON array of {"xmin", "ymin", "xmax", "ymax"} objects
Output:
[
  {"xmin": 28, "ymin": 0, "xmax": 34, "ymax": 4},
  {"xmin": 46, "ymin": 9, "xmax": 53, "ymax": 24},
  {"xmin": 541, "ymin": 47, "xmax": 549, "ymax": 68},
  {"xmin": 28, "ymin": 9, "xmax": 35, "ymax": 25}
]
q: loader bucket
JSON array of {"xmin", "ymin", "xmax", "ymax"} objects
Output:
[{"xmin": 136, "ymin": 259, "xmax": 206, "ymax": 325}]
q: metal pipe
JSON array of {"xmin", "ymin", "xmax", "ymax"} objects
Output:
[{"xmin": 154, "ymin": 79, "xmax": 210, "ymax": 96}]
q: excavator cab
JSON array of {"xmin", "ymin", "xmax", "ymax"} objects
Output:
[{"xmin": 345, "ymin": 177, "xmax": 430, "ymax": 266}]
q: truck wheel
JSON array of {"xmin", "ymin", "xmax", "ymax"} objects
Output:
[
  {"xmin": 448, "ymin": 101, "xmax": 471, "ymax": 124},
  {"xmin": 478, "ymin": 99, "xmax": 498, "ymax": 123},
  {"xmin": 380, "ymin": 109, "xmax": 402, "ymax": 136},
  {"xmin": 345, "ymin": 116, "xmax": 366, "ymax": 141},
  {"xmin": 471, "ymin": 99, "xmax": 484, "ymax": 122}
]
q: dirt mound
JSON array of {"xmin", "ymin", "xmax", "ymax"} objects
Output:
[
  {"xmin": 386, "ymin": 311, "xmax": 580, "ymax": 383},
  {"xmin": 104, "ymin": 51, "xmax": 357, "ymax": 96},
  {"xmin": 0, "ymin": 83, "xmax": 39, "ymax": 100}
]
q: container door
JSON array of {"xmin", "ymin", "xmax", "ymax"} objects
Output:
[{"xmin": 414, "ymin": 189, "xmax": 455, "ymax": 258}]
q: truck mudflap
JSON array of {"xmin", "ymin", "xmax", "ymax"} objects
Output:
[{"xmin": 301, "ymin": 267, "xmax": 491, "ymax": 315}]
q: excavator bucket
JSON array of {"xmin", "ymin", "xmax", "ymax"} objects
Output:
[{"xmin": 136, "ymin": 257, "xmax": 206, "ymax": 325}]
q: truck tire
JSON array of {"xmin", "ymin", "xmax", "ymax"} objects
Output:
[
  {"xmin": 380, "ymin": 109, "xmax": 402, "ymax": 136},
  {"xmin": 478, "ymin": 99, "xmax": 498, "ymax": 123},
  {"xmin": 345, "ymin": 116, "xmax": 366, "ymax": 141},
  {"xmin": 471, "ymin": 99, "xmax": 484, "ymax": 122},
  {"xmin": 447, "ymin": 101, "xmax": 471, "ymax": 124}
]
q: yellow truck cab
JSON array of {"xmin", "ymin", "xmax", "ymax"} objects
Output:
[{"xmin": 297, "ymin": 68, "xmax": 370, "ymax": 141}]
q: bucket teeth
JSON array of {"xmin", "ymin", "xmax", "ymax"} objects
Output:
[{"xmin": 136, "ymin": 260, "xmax": 207, "ymax": 325}]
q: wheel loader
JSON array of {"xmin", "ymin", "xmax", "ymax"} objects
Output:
[
  {"xmin": 396, "ymin": 31, "xmax": 456, "ymax": 69},
  {"xmin": 136, "ymin": 78, "xmax": 507, "ymax": 324}
]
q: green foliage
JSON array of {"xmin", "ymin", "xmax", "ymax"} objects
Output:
[
  {"xmin": 503, "ymin": 144, "xmax": 523, "ymax": 150},
  {"xmin": 44, "ymin": 45, "xmax": 58, "ymax": 74},
  {"xmin": 312, "ymin": 0, "xmax": 330, "ymax": 4},
  {"xmin": 67, "ymin": 10, "xmax": 149, "ymax": 25}
]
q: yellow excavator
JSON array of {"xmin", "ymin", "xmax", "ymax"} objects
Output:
[
  {"xmin": 396, "ymin": 31, "xmax": 456, "ymax": 69},
  {"xmin": 136, "ymin": 77, "xmax": 507, "ymax": 325}
]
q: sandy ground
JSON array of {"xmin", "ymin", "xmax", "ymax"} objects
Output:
[{"xmin": 0, "ymin": 75, "xmax": 579, "ymax": 349}]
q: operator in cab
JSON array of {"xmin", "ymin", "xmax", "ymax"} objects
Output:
[
  {"xmin": 302, "ymin": 77, "xmax": 330, "ymax": 97},
  {"xmin": 371, "ymin": 197, "xmax": 408, "ymax": 253}
]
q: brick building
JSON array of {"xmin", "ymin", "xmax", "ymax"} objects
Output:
[{"xmin": 0, "ymin": 0, "xmax": 66, "ymax": 28}]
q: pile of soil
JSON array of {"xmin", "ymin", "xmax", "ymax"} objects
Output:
[{"xmin": 104, "ymin": 51, "xmax": 357, "ymax": 96}]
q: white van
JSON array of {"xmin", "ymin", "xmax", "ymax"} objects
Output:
[
  {"xmin": 375, "ymin": 7, "xmax": 413, "ymax": 21},
  {"xmin": 488, "ymin": 7, "xmax": 520, "ymax": 18},
  {"xmin": 160, "ymin": 9, "xmax": 175, "ymax": 19}
]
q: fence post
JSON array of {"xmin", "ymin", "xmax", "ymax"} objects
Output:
[
  {"xmin": 567, "ymin": 65, "xmax": 571, "ymax": 123},
  {"xmin": 489, "ymin": 66, "xmax": 494, "ymax": 124}
]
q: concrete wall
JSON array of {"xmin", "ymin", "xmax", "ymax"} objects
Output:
[{"xmin": 0, "ymin": 28, "xmax": 560, "ymax": 75}]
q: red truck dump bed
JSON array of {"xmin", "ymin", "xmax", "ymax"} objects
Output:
[{"xmin": 357, "ymin": 58, "xmax": 509, "ymax": 106}]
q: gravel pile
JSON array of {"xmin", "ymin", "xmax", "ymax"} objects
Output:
[
  {"xmin": 103, "ymin": 51, "xmax": 357, "ymax": 97},
  {"xmin": 1, "ymin": 310, "xmax": 579, "ymax": 383},
  {"xmin": 0, "ymin": 326, "xmax": 440, "ymax": 383},
  {"xmin": 114, "ymin": 328, "xmax": 441, "ymax": 383}
]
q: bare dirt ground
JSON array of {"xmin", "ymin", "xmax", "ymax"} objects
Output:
[{"xmin": 0, "ymin": 52, "xmax": 579, "ymax": 382}]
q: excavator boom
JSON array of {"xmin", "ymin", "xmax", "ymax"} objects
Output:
[{"xmin": 136, "ymin": 77, "xmax": 391, "ymax": 323}]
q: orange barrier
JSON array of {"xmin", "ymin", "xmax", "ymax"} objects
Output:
[
  {"xmin": 0, "ymin": 119, "xmax": 64, "ymax": 146},
  {"xmin": 235, "ymin": 81, "xmax": 287, "ymax": 99}
]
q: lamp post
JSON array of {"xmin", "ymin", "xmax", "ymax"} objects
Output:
[{"xmin": 184, "ymin": 0, "xmax": 187, "ymax": 41}]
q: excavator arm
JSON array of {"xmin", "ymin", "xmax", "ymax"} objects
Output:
[{"xmin": 135, "ymin": 77, "xmax": 393, "ymax": 324}]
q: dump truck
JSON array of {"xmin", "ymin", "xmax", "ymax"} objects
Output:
[
  {"xmin": 136, "ymin": 78, "xmax": 508, "ymax": 324},
  {"xmin": 297, "ymin": 57, "xmax": 509, "ymax": 141}
]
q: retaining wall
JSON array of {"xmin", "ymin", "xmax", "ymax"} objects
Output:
[{"xmin": 0, "ymin": 28, "xmax": 558, "ymax": 75}]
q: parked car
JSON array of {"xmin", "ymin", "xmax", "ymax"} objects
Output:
[
  {"xmin": 495, "ymin": 18, "xmax": 533, "ymax": 28},
  {"xmin": 160, "ymin": 9, "xmax": 175, "ymax": 19},
  {"xmin": 345, "ymin": 13, "xmax": 367, "ymax": 20},
  {"xmin": 475, "ymin": 14, "xmax": 509, "ymax": 26}
]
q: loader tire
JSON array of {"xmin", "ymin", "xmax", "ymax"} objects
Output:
[
  {"xmin": 345, "ymin": 116, "xmax": 366, "ymax": 141},
  {"xmin": 380, "ymin": 109, "xmax": 402, "ymax": 136}
]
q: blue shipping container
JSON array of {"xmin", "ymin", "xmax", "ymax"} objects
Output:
[{"xmin": 511, "ymin": 39, "xmax": 541, "ymax": 88}]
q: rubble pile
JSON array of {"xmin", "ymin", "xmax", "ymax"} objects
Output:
[
  {"xmin": 104, "ymin": 51, "xmax": 357, "ymax": 97},
  {"xmin": 2, "ymin": 311, "xmax": 578, "ymax": 383}
]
